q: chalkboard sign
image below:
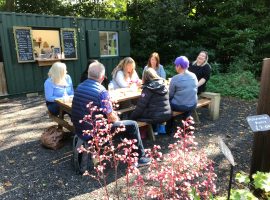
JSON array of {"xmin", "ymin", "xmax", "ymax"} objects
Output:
[
  {"xmin": 13, "ymin": 27, "xmax": 35, "ymax": 63},
  {"xmin": 61, "ymin": 28, "xmax": 77, "ymax": 60},
  {"xmin": 246, "ymin": 114, "xmax": 270, "ymax": 132}
]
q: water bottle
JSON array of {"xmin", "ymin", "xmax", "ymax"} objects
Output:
[
  {"xmin": 63, "ymin": 88, "xmax": 69, "ymax": 103},
  {"xmin": 108, "ymin": 81, "xmax": 114, "ymax": 91}
]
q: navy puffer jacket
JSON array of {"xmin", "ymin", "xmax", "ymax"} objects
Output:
[
  {"xmin": 71, "ymin": 79, "xmax": 106, "ymax": 141},
  {"xmin": 130, "ymin": 79, "xmax": 171, "ymax": 124}
]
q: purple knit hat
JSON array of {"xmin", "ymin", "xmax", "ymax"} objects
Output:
[{"xmin": 174, "ymin": 56, "xmax": 189, "ymax": 69}]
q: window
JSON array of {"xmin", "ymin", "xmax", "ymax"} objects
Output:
[{"xmin": 99, "ymin": 31, "xmax": 118, "ymax": 56}]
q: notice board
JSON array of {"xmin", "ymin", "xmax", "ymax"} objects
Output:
[
  {"xmin": 61, "ymin": 28, "xmax": 77, "ymax": 60},
  {"xmin": 13, "ymin": 26, "xmax": 35, "ymax": 63}
]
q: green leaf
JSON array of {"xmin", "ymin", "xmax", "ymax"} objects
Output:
[
  {"xmin": 252, "ymin": 172, "xmax": 270, "ymax": 192},
  {"xmin": 236, "ymin": 172, "xmax": 250, "ymax": 184}
]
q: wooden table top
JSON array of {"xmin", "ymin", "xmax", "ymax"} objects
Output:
[{"xmin": 55, "ymin": 88, "xmax": 142, "ymax": 109}]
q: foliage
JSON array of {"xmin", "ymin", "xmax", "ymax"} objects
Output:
[
  {"xmin": 80, "ymin": 102, "xmax": 217, "ymax": 199},
  {"xmin": 206, "ymin": 71, "xmax": 259, "ymax": 100},
  {"xmin": 2, "ymin": 0, "xmax": 270, "ymax": 77},
  {"xmin": 226, "ymin": 171, "xmax": 270, "ymax": 200}
]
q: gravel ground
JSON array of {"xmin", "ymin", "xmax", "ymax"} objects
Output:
[{"xmin": 0, "ymin": 95, "xmax": 257, "ymax": 200}]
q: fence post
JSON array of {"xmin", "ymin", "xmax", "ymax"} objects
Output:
[{"xmin": 250, "ymin": 58, "xmax": 270, "ymax": 176}]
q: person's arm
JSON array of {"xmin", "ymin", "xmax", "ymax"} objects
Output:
[
  {"xmin": 114, "ymin": 71, "xmax": 129, "ymax": 88},
  {"xmin": 198, "ymin": 78, "xmax": 206, "ymax": 87},
  {"xmin": 198, "ymin": 64, "xmax": 211, "ymax": 87},
  {"xmin": 159, "ymin": 64, "xmax": 166, "ymax": 79},
  {"xmin": 44, "ymin": 79, "xmax": 58, "ymax": 102},
  {"xmin": 66, "ymin": 75, "xmax": 74, "ymax": 95},
  {"xmin": 100, "ymin": 90, "xmax": 120, "ymax": 123},
  {"xmin": 130, "ymin": 89, "xmax": 151, "ymax": 120},
  {"xmin": 169, "ymin": 77, "xmax": 176, "ymax": 100}
]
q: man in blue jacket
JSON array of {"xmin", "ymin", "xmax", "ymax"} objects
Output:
[{"xmin": 72, "ymin": 61, "xmax": 150, "ymax": 167}]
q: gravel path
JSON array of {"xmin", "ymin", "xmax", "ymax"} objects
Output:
[{"xmin": 0, "ymin": 95, "xmax": 257, "ymax": 199}]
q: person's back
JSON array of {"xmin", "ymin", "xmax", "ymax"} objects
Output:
[
  {"xmin": 169, "ymin": 71, "xmax": 197, "ymax": 107},
  {"xmin": 72, "ymin": 79, "xmax": 107, "ymax": 141},
  {"xmin": 169, "ymin": 56, "xmax": 198, "ymax": 119},
  {"xmin": 130, "ymin": 68, "xmax": 171, "ymax": 123}
]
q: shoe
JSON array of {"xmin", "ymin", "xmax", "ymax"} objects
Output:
[{"xmin": 134, "ymin": 157, "xmax": 151, "ymax": 167}]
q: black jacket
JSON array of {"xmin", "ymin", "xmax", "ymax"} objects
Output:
[{"xmin": 130, "ymin": 79, "xmax": 171, "ymax": 123}]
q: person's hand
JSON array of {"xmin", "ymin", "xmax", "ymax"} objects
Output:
[{"xmin": 107, "ymin": 111, "xmax": 120, "ymax": 123}]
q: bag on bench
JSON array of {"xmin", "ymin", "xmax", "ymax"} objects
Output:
[{"xmin": 72, "ymin": 135, "xmax": 94, "ymax": 174}]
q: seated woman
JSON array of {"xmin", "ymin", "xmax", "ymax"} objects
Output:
[
  {"xmin": 111, "ymin": 57, "xmax": 141, "ymax": 89},
  {"xmin": 143, "ymin": 52, "xmax": 166, "ymax": 79},
  {"xmin": 130, "ymin": 68, "xmax": 171, "ymax": 134},
  {"xmin": 44, "ymin": 62, "xmax": 74, "ymax": 116},
  {"xmin": 169, "ymin": 56, "xmax": 198, "ymax": 119},
  {"xmin": 189, "ymin": 51, "xmax": 211, "ymax": 94}
]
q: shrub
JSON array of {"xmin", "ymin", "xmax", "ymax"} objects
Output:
[
  {"xmin": 79, "ymin": 102, "xmax": 217, "ymax": 199},
  {"xmin": 207, "ymin": 71, "xmax": 259, "ymax": 100}
]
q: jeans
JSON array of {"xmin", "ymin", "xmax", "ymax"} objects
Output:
[
  {"xmin": 170, "ymin": 102, "xmax": 197, "ymax": 119},
  {"xmin": 46, "ymin": 102, "xmax": 60, "ymax": 116},
  {"xmin": 112, "ymin": 120, "xmax": 146, "ymax": 158}
]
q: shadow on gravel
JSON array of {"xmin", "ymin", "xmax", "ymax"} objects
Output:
[{"xmin": 0, "ymin": 96, "xmax": 257, "ymax": 199}]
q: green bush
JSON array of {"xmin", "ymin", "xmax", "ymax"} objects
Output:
[{"xmin": 206, "ymin": 71, "xmax": 259, "ymax": 100}]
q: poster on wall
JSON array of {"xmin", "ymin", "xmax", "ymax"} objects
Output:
[
  {"xmin": 60, "ymin": 28, "xmax": 77, "ymax": 60},
  {"xmin": 13, "ymin": 26, "xmax": 35, "ymax": 63}
]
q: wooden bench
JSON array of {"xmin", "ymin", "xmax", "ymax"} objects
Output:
[{"xmin": 137, "ymin": 93, "xmax": 221, "ymax": 141}]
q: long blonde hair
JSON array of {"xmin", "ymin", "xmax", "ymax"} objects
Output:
[
  {"xmin": 48, "ymin": 62, "xmax": 67, "ymax": 86},
  {"xmin": 112, "ymin": 57, "xmax": 136, "ymax": 80},
  {"xmin": 142, "ymin": 68, "xmax": 160, "ymax": 83},
  {"xmin": 193, "ymin": 50, "xmax": 209, "ymax": 66}
]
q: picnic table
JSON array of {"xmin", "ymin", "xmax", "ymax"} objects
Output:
[{"xmin": 50, "ymin": 88, "xmax": 142, "ymax": 132}]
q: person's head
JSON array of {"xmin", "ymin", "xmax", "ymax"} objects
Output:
[
  {"xmin": 48, "ymin": 62, "xmax": 67, "ymax": 85},
  {"xmin": 142, "ymin": 68, "xmax": 160, "ymax": 84},
  {"xmin": 112, "ymin": 57, "xmax": 136, "ymax": 79},
  {"xmin": 88, "ymin": 61, "xmax": 105, "ymax": 83},
  {"xmin": 147, "ymin": 52, "xmax": 160, "ymax": 69},
  {"xmin": 195, "ymin": 51, "xmax": 208, "ymax": 66},
  {"xmin": 174, "ymin": 56, "xmax": 189, "ymax": 73},
  {"xmin": 43, "ymin": 41, "xmax": 49, "ymax": 48}
]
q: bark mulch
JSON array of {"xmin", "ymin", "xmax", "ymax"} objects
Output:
[{"xmin": 0, "ymin": 95, "xmax": 257, "ymax": 199}]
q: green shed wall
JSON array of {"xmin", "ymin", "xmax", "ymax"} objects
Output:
[{"xmin": 0, "ymin": 12, "xmax": 130, "ymax": 96}]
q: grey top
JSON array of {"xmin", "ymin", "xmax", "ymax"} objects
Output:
[{"xmin": 169, "ymin": 70, "xmax": 198, "ymax": 107}]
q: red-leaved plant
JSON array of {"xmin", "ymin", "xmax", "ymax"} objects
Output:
[{"xmin": 78, "ymin": 102, "xmax": 216, "ymax": 199}]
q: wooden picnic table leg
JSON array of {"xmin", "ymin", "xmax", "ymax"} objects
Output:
[{"xmin": 58, "ymin": 107, "xmax": 64, "ymax": 130}]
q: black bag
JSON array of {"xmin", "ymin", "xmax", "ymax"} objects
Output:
[
  {"xmin": 41, "ymin": 125, "xmax": 65, "ymax": 150},
  {"xmin": 72, "ymin": 135, "xmax": 94, "ymax": 174}
]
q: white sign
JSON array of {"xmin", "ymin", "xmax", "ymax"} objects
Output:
[
  {"xmin": 218, "ymin": 137, "xmax": 235, "ymax": 166},
  {"xmin": 246, "ymin": 114, "xmax": 270, "ymax": 132}
]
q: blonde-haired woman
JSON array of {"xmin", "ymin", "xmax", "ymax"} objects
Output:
[
  {"xmin": 44, "ymin": 62, "xmax": 74, "ymax": 115},
  {"xmin": 130, "ymin": 68, "xmax": 171, "ymax": 135},
  {"xmin": 111, "ymin": 57, "xmax": 141, "ymax": 89},
  {"xmin": 189, "ymin": 51, "xmax": 211, "ymax": 94},
  {"xmin": 143, "ymin": 52, "xmax": 166, "ymax": 79}
]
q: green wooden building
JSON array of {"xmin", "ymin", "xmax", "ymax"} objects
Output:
[{"xmin": 0, "ymin": 12, "xmax": 130, "ymax": 96}]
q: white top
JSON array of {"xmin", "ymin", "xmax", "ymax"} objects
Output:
[{"xmin": 112, "ymin": 70, "xmax": 140, "ymax": 89}]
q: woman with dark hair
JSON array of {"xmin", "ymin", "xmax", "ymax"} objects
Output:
[
  {"xmin": 189, "ymin": 51, "xmax": 211, "ymax": 94},
  {"xmin": 80, "ymin": 59, "xmax": 109, "ymax": 88},
  {"xmin": 143, "ymin": 52, "xmax": 166, "ymax": 79}
]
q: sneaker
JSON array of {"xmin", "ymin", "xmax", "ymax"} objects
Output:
[{"xmin": 134, "ymin": 157, "xmax": 151, "ymax": 167}]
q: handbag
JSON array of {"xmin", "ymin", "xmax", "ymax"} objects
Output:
[{"xmin": 41, "ymin": 125, "xmax": 65, "ymax": 150}]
